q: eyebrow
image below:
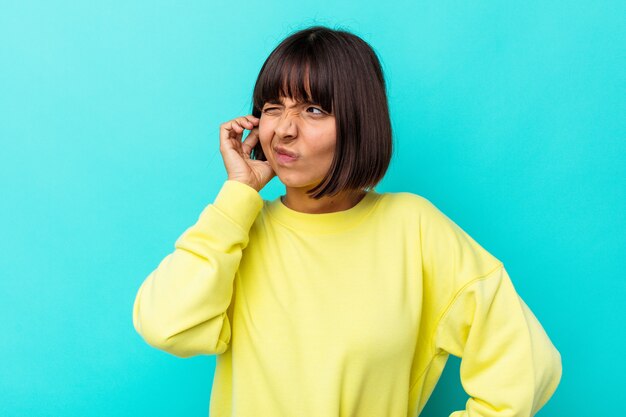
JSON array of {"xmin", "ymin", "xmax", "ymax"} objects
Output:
[{"xmin": 263, "ymin": 99, "xmax": 315, "ymax": 108}]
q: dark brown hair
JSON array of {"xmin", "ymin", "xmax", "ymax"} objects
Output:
[{"xmin": 250, "ymin": 25, "xmax": 393, "ymax": 199}]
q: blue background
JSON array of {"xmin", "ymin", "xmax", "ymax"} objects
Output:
[{"xmin": 1, "ymin": 1, "xmax": 624, "ymax": 416}]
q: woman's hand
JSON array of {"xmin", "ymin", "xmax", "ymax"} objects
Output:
[{"xmin": 219, "ymin": 115, "xmax": 275, "ymax": 192}]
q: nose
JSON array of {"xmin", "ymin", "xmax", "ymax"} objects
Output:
[{"xmin": 274, "ymin": 112, "xmax": 298, "ymax": 140}]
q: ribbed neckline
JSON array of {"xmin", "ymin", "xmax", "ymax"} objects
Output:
[{"xmin": 265, "ymin": 190, "xmax": 382, "ymax": 234}]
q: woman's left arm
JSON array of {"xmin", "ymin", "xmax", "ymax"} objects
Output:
[{"xmin": 433, "ymin": 264, "xmax": 563, "ymax": 417}]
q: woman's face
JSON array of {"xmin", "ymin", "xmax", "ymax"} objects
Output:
[{"xmin": 259, "ymin": 96, "xmax": 336, "ymax": 190}]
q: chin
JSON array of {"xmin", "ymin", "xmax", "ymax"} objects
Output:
[{"xmin": 276, "ymin": 173, "xmax": 320, "ymax": 190}]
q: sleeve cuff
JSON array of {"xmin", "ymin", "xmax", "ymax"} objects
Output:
[{"xmin": 210, "ymin": 180, "xmax": 264, "ymax": 231}]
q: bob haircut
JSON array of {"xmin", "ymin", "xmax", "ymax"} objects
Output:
[{"xmin": 250, "ymin": 25, "xmax": 393, "ymax": 199}]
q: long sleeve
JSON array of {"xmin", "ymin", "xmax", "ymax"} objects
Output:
[
  {"xmin": 434, "ymin": 265, "xmax": 563, "ymax": 417},
  {"xmin": 132, "ymin": 180, "xmax": 263, "ymax": 358},
  {"xmin": 416, "ymin": 196, "xmax": 562, "ymax": 416}
]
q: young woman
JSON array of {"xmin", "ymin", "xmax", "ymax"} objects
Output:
[{"xmin": 133, "ymin": 25, "xmax": 562, "ymax": 416}]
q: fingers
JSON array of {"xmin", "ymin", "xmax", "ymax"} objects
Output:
[
  {"xmin": 226, "ymin": 115, "xmax": 259, "ymax": 134},
  {"xmin": 242, "ymin": 127, "xmax": 259, "ymax": 155},
  {"xmin": 220, "ymin": 115, "xmax": 260, "ymax": 153},
  {"xmin": 240, "ymin": 115, "xmax": 259, "ymax": 131}
]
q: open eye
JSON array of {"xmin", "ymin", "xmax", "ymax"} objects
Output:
[{"xmin": 307, "ymin": 106, "xmax": 323, "ymax": 115}]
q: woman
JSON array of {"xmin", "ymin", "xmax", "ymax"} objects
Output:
[{"xmin": 133, "ymin": 25, "xmax": 562, "ymax": 416}]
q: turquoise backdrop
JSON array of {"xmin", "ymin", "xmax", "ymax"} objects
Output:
[{"xmin": 1, "ymin": 1, "xmax": 623, "ymax": 416}]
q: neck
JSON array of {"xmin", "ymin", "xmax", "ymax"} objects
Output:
[{"xmin": 281, "ymin": 187, "xmax": 367, "ymax": 214}]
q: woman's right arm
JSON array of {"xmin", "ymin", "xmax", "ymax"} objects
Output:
[
  {"xmin": 133, "ymin": 114, "xmax": 274, "ymax": 357},
  {"xmin": 132, "ymin": 179, "xmax": 263, "ymax": 357}
]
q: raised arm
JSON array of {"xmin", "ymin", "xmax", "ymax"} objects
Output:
[{"xmin": 132, "ymin": 180, "xmax": 263, "ymax": 357}]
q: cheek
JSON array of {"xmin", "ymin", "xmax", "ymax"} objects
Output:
[
  {"xmin": 316, "ymin": 136, "xmax": 336, "ymax": 158},
  {"xmin": 258, "ymin": 124, "xmax": 273, "ymax": 147}
]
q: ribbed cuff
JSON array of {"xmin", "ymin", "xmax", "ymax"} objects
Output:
[{"xmin": 210, "ymin": 180, "xmax": 264, "ymax": 231}]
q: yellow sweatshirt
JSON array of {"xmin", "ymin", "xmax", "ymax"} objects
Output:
[{"xmin": 133, "ymin": 180, "xmax": 562, "ymax": 417}]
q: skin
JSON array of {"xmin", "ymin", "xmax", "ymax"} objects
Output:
[
  {"xmin": 219, "ymin": 90, "xmax": 365, "ymax": 214},
  {"xmin": 258, "ymin": 96, "xmax": 366, "ymax": 214}
]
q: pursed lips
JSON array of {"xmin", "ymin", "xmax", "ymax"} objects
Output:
[{"xmin": 274, "ymin": 147, "xmax": 298, "ymax": 158}]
